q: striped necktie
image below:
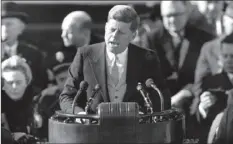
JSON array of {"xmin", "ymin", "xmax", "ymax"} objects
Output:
[{"xmin": 111, "ymin": 55, "xmax": 119, "ymax": 86}]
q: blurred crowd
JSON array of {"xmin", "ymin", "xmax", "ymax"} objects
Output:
[{"xmin": 1, "ymin": 1, "xmax": 233, "ymax": 144}]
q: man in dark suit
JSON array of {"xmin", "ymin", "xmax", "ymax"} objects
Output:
[
  {"xmin": 1, "ymin": 2, "xmax": 48, "ymax": 90},
  {"xmin": 189, "ymin": 32, "xmax": 233, "ymax": 143},
  {"xmin": 59, "ymin": 5, "xmax": 171, "ymax": 115},
  {"xmin": 46, "ymin": 11, "xmax": 103, "ymax": 69},
  {"xmin": 191, "ymin": 3, "xmax": 233, "ymax": 115},
  {"xmin": 146, "ymin": 1, "xmax": 214, "ymax": 109}
]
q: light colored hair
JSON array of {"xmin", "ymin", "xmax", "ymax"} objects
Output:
[
  {"xmin": 107, "ymin": 5, "xmax": 140, "ymax": 32},
  {"xmin": 2, "ymin": 55, "xmax": 32, "ymax": 85},
  {"xmin": 63, "ymin": 11, "xmax": 92, "ymax": 30}
]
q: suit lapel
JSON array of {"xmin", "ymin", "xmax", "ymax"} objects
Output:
[
  {"xmin": 162, "ymin": 32, "xmax": 176, "ymax": 68},
  {"xmin": 89, "ymin": 42, "xmax": 110, "ymax": 102},
  {"xmin": 178, "ymin": 38, "xmax": 190, "ymax": 69},
  {"xmin": 123, "ymin": 44, "xmax": 143, "ymax": 101}
]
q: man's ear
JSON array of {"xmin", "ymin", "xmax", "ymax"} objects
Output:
[
  {"xmin": 105, "ymin": 22, "xmax": 109, "ymax": 32},
  {"xmin": 131, "ymin": 30, "xmax": 138, "ymax": 41},
  {"xmin": 19, "ymin": 20, "xmax": 26, "ymax": 35}
]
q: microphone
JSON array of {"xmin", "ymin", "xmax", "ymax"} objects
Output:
[
  {"xmin": 145, "ymin": 78, "xmax": 164, "ymax": 111},
  {"xmin": 72, "ymin": 81, "xmax": 89, "ymax": 114},
  {"xmin": 85, "ymin": 84, "xmax": 101, "ymax": 113},
  {"xmin": 136, "ymin": 82, "xmax": 153, "ymax": 114}
]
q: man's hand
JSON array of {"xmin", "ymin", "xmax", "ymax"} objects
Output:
[
  {"xmin": 199, "ymin": 91, "xmax": 217, "ymax": 110},
  {"xmin": 199, "ymin": 91, "xmax": 217, "ymax": 118},
  {"xmin": 171, "ymin": 89, "xmax": 192, "ymax": 108}
]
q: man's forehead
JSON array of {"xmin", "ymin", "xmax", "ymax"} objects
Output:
[
  {"xmin": 161, "ymin": 2, "xmax": 186, "ymax": 15},
  {"xmin": 2, "ymin": 17, "xmax": 23, "ymax": 24},
  {"xmin": 107, "ymin": 19, "xmax": 131, "ymax": 30},
  {"xmin": 2, "ymin": 71, "xmax": 24, "ymax": 81}
]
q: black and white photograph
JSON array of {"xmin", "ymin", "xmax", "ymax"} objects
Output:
[{"xmin": 1, "ymin": 1, "xmax": 233, "ymax": 144}]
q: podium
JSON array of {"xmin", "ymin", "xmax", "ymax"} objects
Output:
[{"xmin": 49, "ymin": 102, "xmax": 185, "ymax": 143}]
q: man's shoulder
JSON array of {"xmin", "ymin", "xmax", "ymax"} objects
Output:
[
  {"xmin": 147, "ymin": 26, "xmax": 165, "ymax": 40},
  {"xmin": 79, "ymin": 42, "xmax": 105, "ymax": 52},
  {"xmin": 201, "ymin": 37, "xmax": 221, "ymax": 53},
  {"xmin": 129, "ymin": 43, "xmax": 158, "ymax": 61},
  {"xmin": 19, "ymin": 41, "xmax": 40, "ymax": 51}
]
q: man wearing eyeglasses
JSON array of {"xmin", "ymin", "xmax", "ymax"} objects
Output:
[{"xmin": 146, "ymin": 1, "xmax": 214, "ymax": 111}]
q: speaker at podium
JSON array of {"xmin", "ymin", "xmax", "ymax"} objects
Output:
[{"xmin": 49, "ymin": 102, "xmax": 185, "ymax": 143}]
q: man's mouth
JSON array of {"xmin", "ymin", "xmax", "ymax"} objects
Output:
[{"xmin": 109, "ymin": 42, "xmax": 119, "ymax": 47}]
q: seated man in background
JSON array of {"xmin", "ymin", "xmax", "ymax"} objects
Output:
[
  {"xmin": 189, "ymin": 1, "xmax": 225, "ymax": 36},
  {"xmin": 31, "ymin": 63, "xmax": 71, "ymax": 139},
  {"xmin": 146, "ymin": 1, "xmax": 214, "ymax": 110},
  {"xmin": 47, "ymin": 10, "xmax": 102, "ymax": 69},
  {"xmin": 1, "ymin": 1, "xmax": 48, "ymax": 90},
  {"xmin": 191, "ymin": 3, "xmax": 233, "ymax": 118},
  {"xmin": 189, "ymin": 32, "xmax": 233, "ymax": 143}
]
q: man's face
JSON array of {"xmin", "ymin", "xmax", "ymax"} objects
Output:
[
  {"xmin": 1, "ymin": 17, "xmax": 25, "ymax": 42},
  {"xmin": 161, "ymin": 1, "xmax": 188, "ymax": 33},
  {"xmin": 223, "ymin": 15, "xmax": 233, "ymax": 35},
  {"xmin": 2, "ymin": 70, "xmax": 28, "ymax": 101},
  {"xmin": 55, "ymin": 71, "xmax": 68, "ymax": 89},
  {"xmin": 61, "ymin": 19, "xmax": 86, "ymax": 47},
  {"xmin": 221, "ymin": 44, "xmax": 233, "ymax": 73},
  {"xmin": 105, "ymin": 19, "xmax": 136, "ymax": 54}
]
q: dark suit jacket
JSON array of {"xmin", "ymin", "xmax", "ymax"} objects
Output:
[
  {"xmin": 2, "ymin": 41, "xmax": 48, "ymax": 90},
  {"xmin": 191, "ymin": 36, "xmax": 226, "ymax": 115},
  {"xmin": 146, "ymin": 25, "xmax": 214, "ymax": 94},
  {"xmin": 1, "ymin": 85, "xmax": 38, "ymax": 133},
  {"xmin": 214, "ymin": 103, "xmax": 233, "ymax": 144},
  {"xmin": 59, "ymin": 42, "xmax": 171, "ymax": 114}
]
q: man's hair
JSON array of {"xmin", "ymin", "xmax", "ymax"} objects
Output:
[
  {"xmin": 161, "ymin": 1, "xmax": 190, "ymax": 7},
  {"xmin": 63, "ymin": 11, "xmax": 92, "ymax": 30},
  {"xmin": 107, "ymin": 5, "xmax": 140, "ymax": 32},
  {"xmin": 2, "ymin": 55, "xmax": 32, "ymax": 85}
]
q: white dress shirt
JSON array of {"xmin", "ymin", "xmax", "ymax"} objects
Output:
[
  {"xmin": 106, "ymin": 47, "xmax": 128, "ymax": 102},
  {"xmin": 106, "ymin": 47, "xmax": 128, "ymax": 82}
]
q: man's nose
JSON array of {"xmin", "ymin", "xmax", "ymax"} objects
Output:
[
  {"xmin": 112, "ymin": 30, "xmax": 119, "ymax": 38},
  {"xmin": 168, "ymin": 16, "xmax": 175, "ymax": 23},
  {"xmin": 12, "ymin": 83, "xmax": 17, "ymax": 89}
]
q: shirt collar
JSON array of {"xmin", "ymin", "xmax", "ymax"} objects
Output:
[
  {"xmin": 106, "ymin": 46, "xmax": 128, "ymax": 64},
  {"xmin": 3, "ymin": 41, "xmax": 19, "ymax": 52}
]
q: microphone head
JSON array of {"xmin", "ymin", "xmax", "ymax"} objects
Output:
[
  {"xmin": 94, "ymin": 84, "xmax": 101, "ymax": 91},
  {"xmin": 145, "ymin": 78, "xmax": 154, "ymax": 88},
  {"xmin": 80, "ymin": 81, "xmax": 89, "ymax": 90},
  {"xmin": 136, "ymin": 82, "xmax": 143, "ymax": 91}
]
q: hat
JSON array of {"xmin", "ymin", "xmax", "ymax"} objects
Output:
[
  {"xmin": 52, "ymin": 63, "xmax": 71, "ymax": 76},
  {"xmin": 1, "ymin": 2, "xmax": 29, "ymax": 23},
  {"xmin": 225, "ymin": 3, "xmax": 233, "ymax": 19}
]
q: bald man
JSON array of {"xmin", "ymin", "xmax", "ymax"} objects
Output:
[{"xmin": 47, "ymin": 11, "xmax": 102, "ymax": 69}]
